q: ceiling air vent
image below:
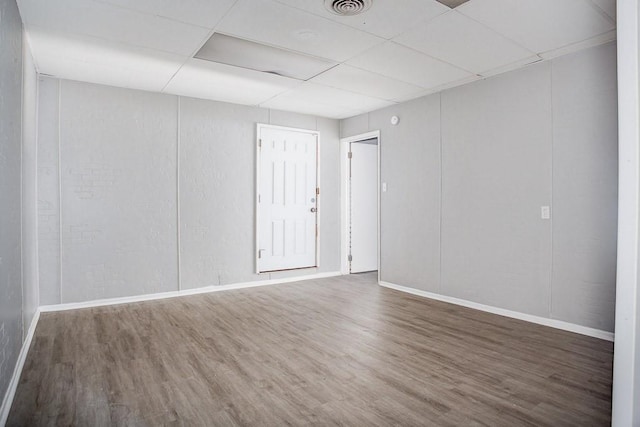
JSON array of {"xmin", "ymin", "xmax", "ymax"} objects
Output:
[
  {"xmin": 324, "ymin": 0, "xmax": 372, "ymax": 16},
  {"xmin": 435, "ymin": 0, "xmax": 471, "ymax": 8}
]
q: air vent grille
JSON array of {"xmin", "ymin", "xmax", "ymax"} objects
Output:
[
  {"xmin": 435, "ymin": 0, "xmax": 471, "ymax": 9},
  {"xmin": 324, "ymin": 0, "xmax": 372, "ymax": 16}
]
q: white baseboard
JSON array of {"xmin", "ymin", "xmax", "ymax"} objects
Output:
[
  {"xmin": 40, "ymin": 271, "xmax": 343, "ymax": 313},
  {"xmin": 379, "ymin": 281, "xmax": 614, "ymax": 342},
  {"xmin": 0, "ymin": 310, "xmax": 40, "ymax": 427}
]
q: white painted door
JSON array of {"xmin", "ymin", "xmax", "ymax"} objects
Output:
[
  {"xmin": 349, "ymin": 140, "xmax": 378, "ymax": 273},
  {"xmin": 257, "ymin": 126, "xmax": 318, "ymax": 272}
]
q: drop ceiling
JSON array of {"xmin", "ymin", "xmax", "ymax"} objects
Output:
[{"xmin": 17, "ymin": 0, "xmax": 616, "ymax": 119}]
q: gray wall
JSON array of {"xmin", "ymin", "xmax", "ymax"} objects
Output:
[
  {"xmin": 341, "ymin": 42, "xmax": 618, "ymax": 332},
  {"xmin": 37, "ymin": 79, "xmax": 342, "ymax": 304},
  {"xmin": 0, "ymin": 0, "xmax": 24, "ymax": 408},
  {"xmin": 36, "ymin": 78, "xmax": 60, "ymax": 305},
  {"xmin": 22, "ymin": 37, "xmax": 39, "ymax": 336}
]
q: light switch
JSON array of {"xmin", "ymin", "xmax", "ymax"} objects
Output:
[
  {"xmin": 541, "ymin": 206, "xmax": 550, "ymax": 220},
  {"xmin": 382, "ymin": 182, "xmax": 387, "ymax": 192}
]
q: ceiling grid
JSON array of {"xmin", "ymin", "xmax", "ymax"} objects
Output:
[{"xmin": 17, "ymin": 0, "xmax": 617, "ymax": 119}]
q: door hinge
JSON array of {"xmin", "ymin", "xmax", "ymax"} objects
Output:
[
  {"xmin": 348, "ymin": 254, "xmax": 353, "ymax": 262},
  {"xmin": 258, "ymin": 249, "xmax": 264, "ymax": 259},
  {"xmin": 316, "ymin": 225, "xmax": 318, "ymax": 237},
  {"xmin": 258, "ymin": 194, "xmax": 261, "ymax": 203},
  {"xmin": 258, "ymin": 138, "xmax": 262, "ymax": 148},
  {"xmin": 316, "ymin": 187, "xmax": 320, "ymax": 196},
  {"xmin": 348, "ymin": 151, "xmax": 352, "ymax": 159}
]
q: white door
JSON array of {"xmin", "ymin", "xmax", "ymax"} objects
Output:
[
  {"xmin": 257, "ymin": 126, "xmax": 318, "ymax": 273},
  {"xmin": 349, "ymin": 140, "xmax": 378, "ymax": 273}
]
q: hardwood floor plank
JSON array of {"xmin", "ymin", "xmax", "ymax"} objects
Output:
[{"xmin": 7, "ymin": 273, "xmax": 613, "ymax": 426}]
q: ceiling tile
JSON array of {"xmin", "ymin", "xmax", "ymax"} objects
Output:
[
  {"xmin": 95, "ymin": 0, "xmax": 237, "ymax": 29},
  {"xmin": 272, "ymin": 0, "xmax": 449, "ymax": 39},
  {"xmin": 17, "ymin": 0, "xmax": 211, "ymax": 56},
  {"xmin": 163, "ymin": 59, "xmax": 299, "ymax": 105},
  {"xmin": 457, "ymin": 0, "xmax": 615, "ymax": 54},
  {"xmin": 395, "ymin": 11, "xmax": 534, "ymax": 74},
  {"xmin": 26, "ymin": 26, "xmax": 184, "ymax": 92},
  {"xmin": 347, "ymin": 42, "xmax": 473, "ymax": 89},
  {"xmin": 479, "ymin": 55, "xmax": 542, "ymax": 78},
  {"xmin": 538, "ymin": 30, "xmax": 616, "ymax": 61},
  {"xmin": 262, "ymin": 82, "xmax": 394, "ymax": 118},
  {"xmin": 309, "ymin": 64, "xmax": 424, "ymax": 102},
  {"xmin": 216, "ymin": 0, "xmax": 384, "ymax": 62},
  {"xmin": 394, "ymin": 74, "xmax": 483, "ymax": 102},
  {"xmin": 261, "ymin": 95, "xmax": 363, "ymax": 119},
  {"xmin": 589, "ymin": 0, "xmax": 616, "ymax": 21}
]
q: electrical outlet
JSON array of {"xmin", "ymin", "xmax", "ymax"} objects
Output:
[{"xmin": 541, "ymin": 206, "xmax": 550, "ymax": 220}]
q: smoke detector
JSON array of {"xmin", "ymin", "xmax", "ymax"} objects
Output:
[{"xmin": 324, "ymin": 0, "xmax": 372, "ymax": 16}]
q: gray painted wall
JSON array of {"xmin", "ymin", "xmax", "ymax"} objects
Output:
[
  {"xmin": 551, "ymin": 46, "xmax": 618, "ymax": 331},
  {"xmin": 37, "ymin": 78, "xmax": 60, "ymax": 305},
  {"xmin": 341, "ymin": 42, "xmax": 618, "ymax": 332},
  {"xmin": 441, "ymin": 63, "xmax": 553, "ymax": 317},
  {"xmin": 22, "ymin": 36, "xmax": 39, "ymax": 336},
  {"xmin": 37, "ymin": 79, "xmax": 342, "ymax": 303},
  {"xmin": 0, "ymin": 0, "xmax": 23, "ymax": 408},
  {"xmin": 60, "ymin": 81, "xmax": 179, "ymax": 302}
]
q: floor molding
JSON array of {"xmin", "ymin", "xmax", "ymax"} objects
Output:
[
  {"xmin": 0, "ymin": 310, "xmax": 40, "ymax": 426},
  {"xmin": 40, "ymin": 271, "xmax": 343, "ymax": 313},
  {"xmin": 379, "ymin": 281, "xmax": 614, "ymax": 342}
]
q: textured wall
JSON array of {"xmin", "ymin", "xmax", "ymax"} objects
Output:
[
  {"xmin": 373, "ymin": 96, "xmax": 442, "ymax": 291},
  {"xmin": 341, "ymin": 42, "xmax": 618, "ymax": 332},
  {"xmin": 37, "ymin": 81, "xmax": 342, "ymax": 302},
  {"xmin": 441, "ymin": 63, "xmax": 553, "ymax": 317},
  {"xmin": 551, "ymin": 43, "xmax": 618, "ymax": 331},
  {"xmin": 22, "ymin": 35, "xmax": 39, "ymax": 335},
  {"xmin": 179, "ymin": 98, "xmax": 268, "ymax": 288},
  {"xmin": 59, "ymin": 81, "xmax": 179, "ymax": 303},
  {"xmin": 37, "ymin": 78, "xmax": 60, "ymax": 305},
  {"xmin": 0, "ymin": 0, "xmax": 23, "ymax": 409}
]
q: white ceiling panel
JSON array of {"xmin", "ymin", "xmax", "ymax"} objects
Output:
[
  {"xmin": 261, "ymin": 95, "xmax": 363, "ymax": 119},
  {"xmin": 95, "ymin": 0, "xmax": 238, "ymax": 29},
  {"xmin": 392, "ymin": 74, "xmax": 483, "ymax": 103},
  {"xmin": 262, "ymin": 82, "xmax": 395, "ymax": 117},
  {"xmin": 163, "ymin": 59, "xmax": 299, "ymax": 106},
  {"xmin": 347, "ymin": 42, "xmax": 473, "ymax": 89},
  {"xmin": 216, "ymin": 0, "xmax": 384, "ymax": 62},
  {"xmin": 538, "ymin": 30, "xmax": 616, "ymax": 61},
  {"xmin": 18, "ymin": 0, "xmax": 619, "ymax": 119},
  {"xmin": 457, "ymin": 0, "xmax": 615, "ymax": 54},
  {"xmin": 395, "ymin": 11, "xmax": 535, "ymax": 74},
  {"xmin": 17, "ymin": 0, "xmax": 211, "ymax": 56},
  {"xmin": 27, "ymin": 26, "xmax": 184, "ymax": 92},
  {"xmin": 589, "ymin": 0, "xmax": 616, "ymax": 21},
  {"xmin": 272, "ymin": 0, "xmax": 449, "ymax": 39},
  {"xmin": 479, "ymin": 55, "xmax": 543, "ymax": 78},
  {"xmin": 310, "ymin": 64, "xmax": 424, "ymax": 102}
]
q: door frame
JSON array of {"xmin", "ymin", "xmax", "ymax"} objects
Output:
[
  {"xmin": 340, "ymin": 130, "xmax": 381, "ymax": 281},
  {"xmin": 255, "ymin": 123, "xmax": 321, "ymax": 274}
]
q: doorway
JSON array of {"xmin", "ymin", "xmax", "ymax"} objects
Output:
[
  {"xmin": 341, "ymin": 131, "xmax": 380, "ymax": 275},
  {"xmin": 256, "ymin": 124, "xmax": 319, "ymax": 273}
]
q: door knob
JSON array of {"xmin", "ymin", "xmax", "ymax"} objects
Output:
[{"xmin": 310, "ymin": 207, "xmax": 317, "ymax": 213}]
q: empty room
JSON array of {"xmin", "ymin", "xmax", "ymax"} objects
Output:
[{"xmin": 1, "ymin": 0, "xmax": 639, "ymax": 425}]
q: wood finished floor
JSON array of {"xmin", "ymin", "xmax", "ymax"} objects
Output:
[{"xmin": 8, "ymin": 273, "xmax": 613, "ymax": 426}]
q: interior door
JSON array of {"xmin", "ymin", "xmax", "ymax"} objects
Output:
[
  {"xmin": 349, "ymin": 140, "xmax": 378, "ymax": 273},
  {"xmin": 257, "ymin": 126, "xmax": 318, "ymax": 272}
]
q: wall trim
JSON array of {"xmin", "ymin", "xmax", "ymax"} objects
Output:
[
  {"xmin": 40, "ymin": 271, "xmax": 342, "ymax": 313},
  {"xmin": 0, "ymin": 310, "xmax": 40, "ymax": 426},
  {"xmin": 379, "ymin": 281, "xmax": 614, "ymax": 342}
]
